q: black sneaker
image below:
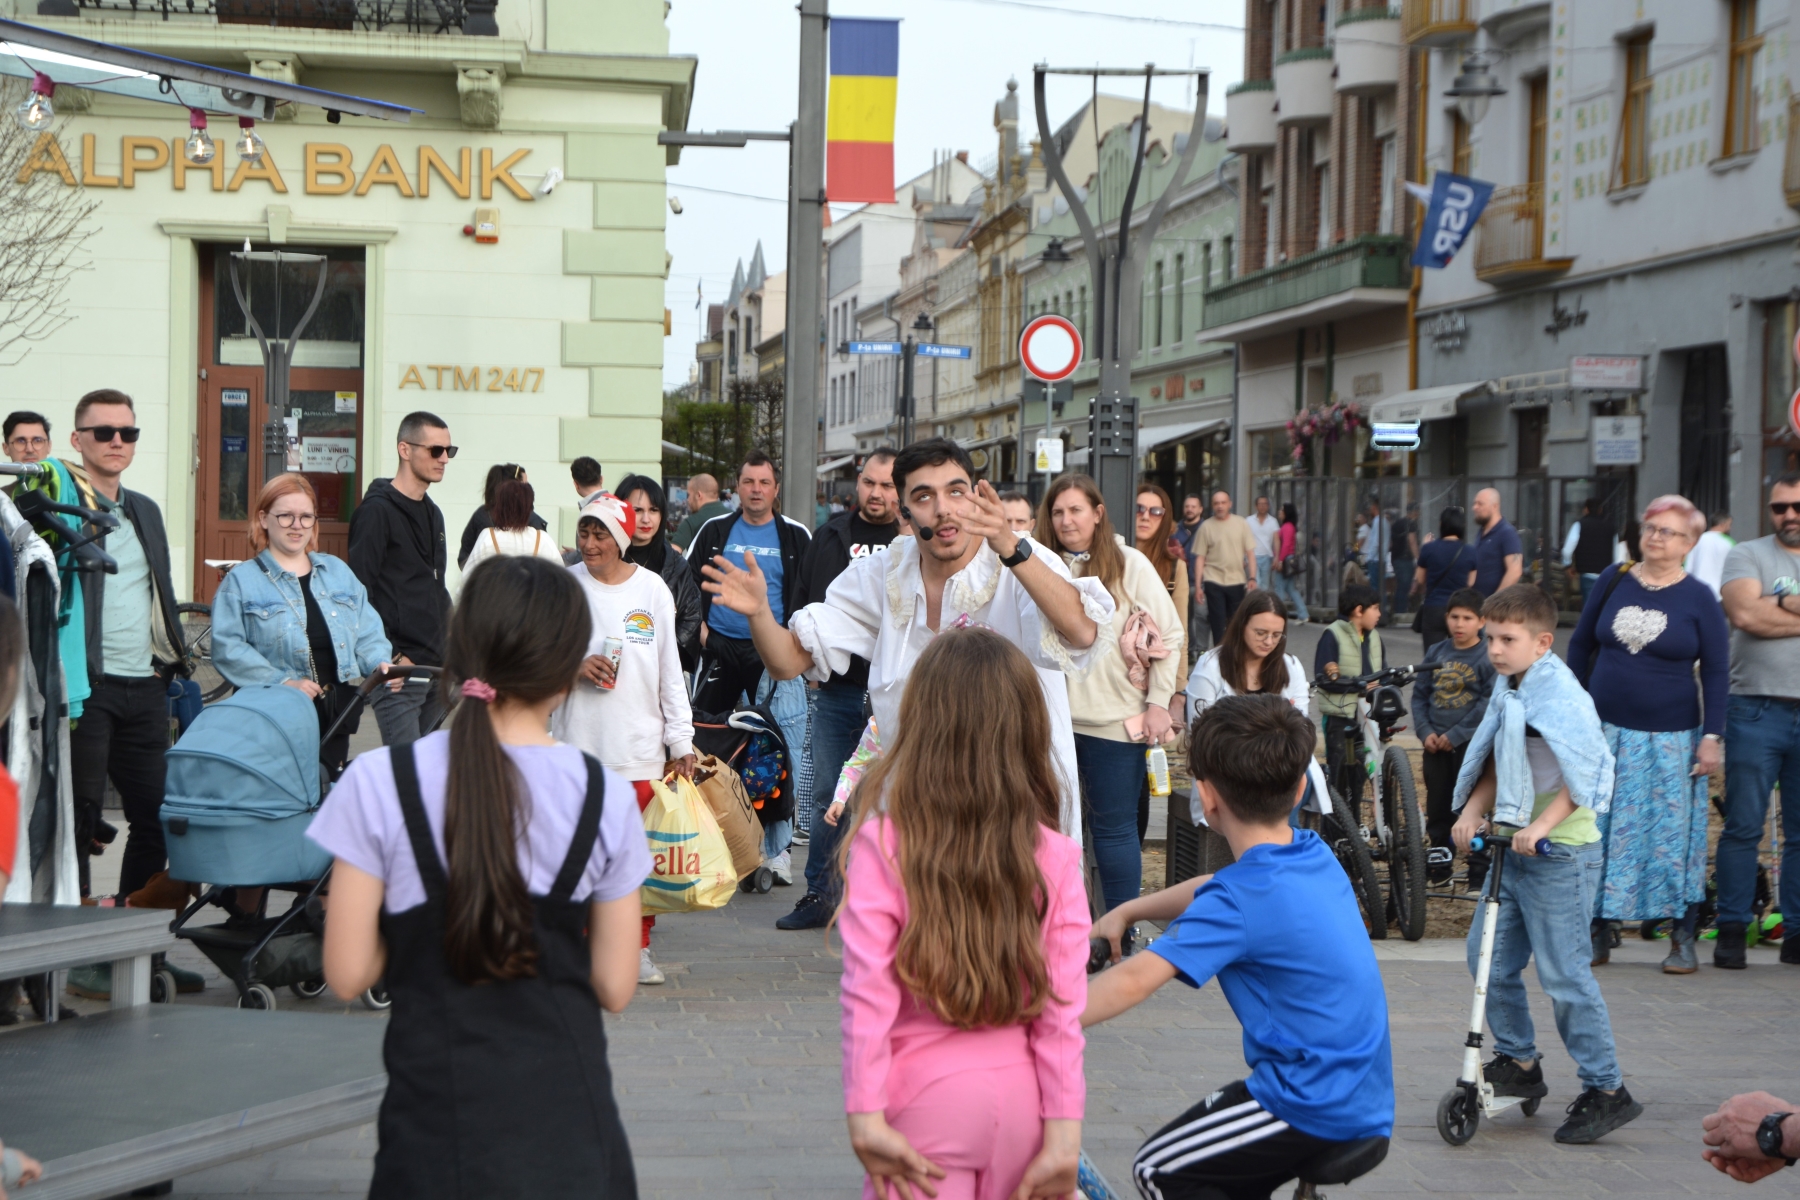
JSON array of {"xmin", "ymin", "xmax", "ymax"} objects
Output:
[
  {"xmin": 1590, "ymin": 920, "xmax": 1611, "ymax": 967},
  {"xmin": 1715, "ymin": 923, "xmax": 1748, "ymax": 969},
  {"xmin": 1482, "ymin": 1054, "xmax": 1548, "ymax": 1099},
  {"xmin": 1782, "ymin": 937, "xmax": 1800, "ymax": 965},
  {"xmin": 1554, "ymin": 1086, "xmax": 1643, "ymax": 1144},
  {"xmin": 775, "ymin": 893, "xmax": 833, "ymax": 931}
]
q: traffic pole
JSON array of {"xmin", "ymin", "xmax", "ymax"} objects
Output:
[
  {"xmin": 900, "ymin": 336, "xmax": 917, "ymax": 447},
  {"xmin": 782, "ymin": 0, "xmax": 828, "ymax": 530}
]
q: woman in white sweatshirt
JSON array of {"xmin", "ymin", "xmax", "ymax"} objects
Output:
[
  {"xmin": 1038, "ymin": 474, "xmax": 1183, "ymax": 916},
  {"xmin": 459, "ymin": 477, "xmax": 567, "ymax": 585},
  {"xmin": 551, "ymin": 491, "xmax": 695, "ymax": 986}
]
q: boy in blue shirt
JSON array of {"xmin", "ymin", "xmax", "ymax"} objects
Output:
[
  {"xmin": 1087, "ymin": 694, "xmax": 1393, "ymax": 1200},
  {"xmin": 1450, "ymin": 584, "xmax": 1639, "ymax": 1144}
]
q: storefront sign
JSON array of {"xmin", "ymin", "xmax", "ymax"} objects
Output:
[
  {"xmin": 1570, "ymin": 355, "xmax": 1641, "ymax": 390},
  {"xmin": 397, "ymin": 365, "xmax": 545, "ymax": 392},
  {"xmin": 1035, "ymin": 438, "xmax": 1064, "ymax": 474},
  {"xmin": 221, "ymin": 389, "xmax": 248, "ymax": 407},
  {"xmin": 1591, "ymin": 415, "xmax": 1643, "ymax": 465},
  {"xmin": 302, "ymin": 437, "xmax": 358, "ymax": 474},
  {"xmin": 18, "ymin": 134, "xmax": 536, "ymax": 201},
  {"xmin": 335, "ymin": 391, "xmax": 358, "ymax": 414}
]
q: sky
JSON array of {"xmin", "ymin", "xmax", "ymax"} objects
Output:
[{"xmin": 660, "ymin": 0, "xmax": 1247, "ymax": 389}]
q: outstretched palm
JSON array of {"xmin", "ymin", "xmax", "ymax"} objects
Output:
[{"xmin": 699, "ymin": 552, "xmax": 770, "ymax": 618}]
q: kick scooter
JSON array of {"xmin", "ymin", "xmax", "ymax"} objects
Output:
[{"xmin": 1436, "ymin": 834, "xmax": 1553, "ymax": 1146}]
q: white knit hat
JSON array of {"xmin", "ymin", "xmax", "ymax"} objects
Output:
[{"xmin": 577, "ymin": 491, "xmax": 636, "ymax": 555}]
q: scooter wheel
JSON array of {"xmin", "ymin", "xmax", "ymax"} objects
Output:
[
  {"xmin": 1436, "ymin": 1088, "xmax": 1479, "ymax": 1146},
  {"xmin": 1521, "ymin": 1096, "xmax": 1541, "ymax": 1117},
  {"xmin": 361, "ymin": 984, "xmax": 392, "ymax": 1011},
  {"xmin": 754, "ymin": 867, "xmax": 774, "ymax": 894}
]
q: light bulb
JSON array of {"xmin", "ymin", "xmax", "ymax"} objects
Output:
[
  {"xmin": 14, "ymin": 72, "xmax": 54, "ymax": 134},
  {"xmin": 235, "ymin": 118, "xmax": 265, "ymax": 166},
  {"xmin": 184, "ymin": 109, "xmax": 214, "ymax": 165}
]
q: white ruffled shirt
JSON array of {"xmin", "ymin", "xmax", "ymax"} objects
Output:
[{"xmin": 787, "ymin": 536, "xmax": 1116, "ymax": 843}]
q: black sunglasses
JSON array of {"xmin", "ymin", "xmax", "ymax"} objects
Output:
[
  {"xmin": 1772, "ymin": 502, "xmax": 1800, "ymax": 517},
  {"xmin": 76, "ymin": 424, "xmax": 140, "ymax": 444},
  {"xmin": 404, "ymin": 441, "xmax": 459, "ymax": 460}
]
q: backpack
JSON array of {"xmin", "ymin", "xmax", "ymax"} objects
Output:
[{"xmin": 690, "ymin": 703, "xmax": 794, "ymax": 827}]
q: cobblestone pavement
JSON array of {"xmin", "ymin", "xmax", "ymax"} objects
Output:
[{"xmin": 122, "ymin": 844, "xmax": 1800, "ymax": 1199}]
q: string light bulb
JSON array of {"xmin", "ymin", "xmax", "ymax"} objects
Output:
[
  {"xmin": 14, "ymin": 72, "xmax": 55, "ymax": 134},
  {"xmin": 234, "ymin": 116, "xmax": 265, "ymax": 166},
  {"xmin": 183, "ymin": 108, "xmax": 215, "ymax": 165}
]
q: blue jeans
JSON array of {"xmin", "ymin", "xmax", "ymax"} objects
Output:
[
  {"xmin": 1578, "ymin": 573, "xmax": 1600, "ymax": 607},
  {"xmin": 1270, "ymin": 567, "xmax": 1306, "ymax": 619},
  {"xmin": 1255, "ymin": 554, "xmax": 1272, "ymax": 592},
  {"xmin": 1719, "ymin": 695, "xmax": 1800, "ymax": 927},
  {"xmin": 803, "ymin": 682, "xmax": 867, "ymax": 899},
  {"xmin": 755, "ymin": 672, "xmax": 808, "ymax": 860},
  {"xmin": 1467, "ymin": 840, "xmax": 1621, "ymax": 1091},
  {"xmin": 1076, "ymin": 734, "xmax": 1146, "ymax": 913},
  {"xmin": 1390, "ymin": 557, "xmax": 1415, "ymax": 614}
]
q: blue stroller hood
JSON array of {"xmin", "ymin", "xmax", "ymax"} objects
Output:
[{"xmin": 163, "ymin": 686, "xmax": 330, "ymax": 884}]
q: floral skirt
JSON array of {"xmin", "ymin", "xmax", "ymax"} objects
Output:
[{"xmin": 1592, "ymin": 723, "xmax": 1709, "ymax": 921}]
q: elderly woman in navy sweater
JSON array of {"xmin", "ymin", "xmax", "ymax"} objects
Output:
[{"xmin": 1569, "ymin": 493, "xmax": 1728, "ymax": 975}]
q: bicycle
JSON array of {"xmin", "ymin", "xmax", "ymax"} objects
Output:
[{"xmin": 1315, "ymin": 663, "xmax": 1439, "ymax": 941}]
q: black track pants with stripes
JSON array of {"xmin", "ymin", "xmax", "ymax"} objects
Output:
[{"xmin": 1132, "ymin": 1080, "xmax": 1333, "ymax": 1200}]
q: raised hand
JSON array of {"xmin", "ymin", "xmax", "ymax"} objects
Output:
[
  {"xmin": 961, "ymin": 479, "xmax": 1019, "ymax": 559},
  {"xmin": 699, "ymin": 552, "xmax": 771, "ymax": 619}
]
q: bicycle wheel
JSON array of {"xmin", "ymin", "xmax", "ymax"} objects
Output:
[
  {"xmin": 1324, "ymin": 785, "xmax": 1386, "ymax": 940},
  {"xmin": 1383, "ymin": 745, "xmax": 1429, "ymax": 941},
  {"xmin": 177, "ymin": 602, "xmax": 233, "ymax": 703}
]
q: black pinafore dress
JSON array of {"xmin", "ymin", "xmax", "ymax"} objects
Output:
[{"xmin": 369, "ymin": 743, "xmax": 638, "ymax": 1199}]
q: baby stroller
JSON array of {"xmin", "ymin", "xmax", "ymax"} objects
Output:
[
  {"xmin": 161, "ymin": 667, "xmax": 436, "ymax": 1011},
  {"xmin": 692, "ymin": 702, "xmax": 791, "ymax": 894}
]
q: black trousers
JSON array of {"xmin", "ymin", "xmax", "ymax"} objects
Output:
[
  {"xmin": 1421, "ymin": 743, "xmax": 1468, "ymax": 852},
  {"xmin": 1203, "ymin": 581, "xmax": 1246, "ymax": 646},
  {"xmin": 693, "ymin": 632, "xmax": 766, "ymax": 716},
  {"xmin": 72, "ymin": 675, "xmax": 169, "ymax": 899},
  {"xmin": 1323, "ymin": 714, "xmax": 1363, "ymax": 805},
  {"xmin": 1133, "ymin": 1080, "xmax": 1335, "ymax": 1200}
]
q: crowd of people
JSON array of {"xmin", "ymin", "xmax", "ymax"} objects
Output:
[{"xmin": 2, "ymin": 400, "xmax": 1799, "ymax": 1195}]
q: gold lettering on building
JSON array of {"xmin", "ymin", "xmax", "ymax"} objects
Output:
[
  {"xmin": 419, "ymin": 146, "xmax": 471, "ymax": 199},
  {"xmin": 399, "ymin": 365, "xmax": 544, "ymax": 393},
  {"xmin": 480, "ymin": 148, "xmax": 531, "ymax": 201},
  {"xmin": 229, "ymin": 154, "xmax": 288, "ymax": 193},
  {"xmin": 355, "ymin": 145, "xmax": 415, "ymax": 197},
  {"xmin": 80, "ymin": 133, "xmax": 118, "ymax": 187},
  {"xmin": 304, "ymin": 143, "xmax": 355, "ymax": 195},
  {"xmin": 397, "ymin": 364, "xmax": 426, "ymax": 390},
  {"xmin": 17, "ymin": 132, "xmax": 75, "ymax": 185},
  {"xmin": 120, "ymin": 136, "xmax": 169, "ymax": 188}
]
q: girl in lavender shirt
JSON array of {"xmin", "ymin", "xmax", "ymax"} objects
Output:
[{"xmin": 310, "ymin": 555, "xmax": 649, "ymax": 1197}]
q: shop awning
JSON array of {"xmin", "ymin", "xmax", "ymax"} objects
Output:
[
  {"xmin": 816, "ymin": 455, "xmax": 855, "ymax": 477},
  {"xmin": 1368, "ymin": 380, "xmax": 1492, "ymax": 424},
  {"xmin": 1140, "ymin": 417, "xmax": 1227, "ymax": 451}
]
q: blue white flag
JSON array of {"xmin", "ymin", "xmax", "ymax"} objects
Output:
[{"xmin": 1410, "ymin": 171, "xmax": 1494, "ymax": 269}]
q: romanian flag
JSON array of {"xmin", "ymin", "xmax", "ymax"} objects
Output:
[{"xmin": 827, "ymin": 18, "xmax": 899, "ymax": 204}]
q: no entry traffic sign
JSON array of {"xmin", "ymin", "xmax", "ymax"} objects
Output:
[{"xmin": 1019, "ymin": 314, "xmax": 1082, "ymax": 382}]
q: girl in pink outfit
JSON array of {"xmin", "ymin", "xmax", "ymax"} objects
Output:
[{"xmin": 837, "ymin": 628, "xmax": 1089, "ymax": 1200}]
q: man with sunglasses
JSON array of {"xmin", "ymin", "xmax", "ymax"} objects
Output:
[
  {"xmin": 348, "ymin": 411, "xmax": 455, "ymax": 747},
  {"xmin": 1716, "ymin": 473, "xmax": 1800, "ymax": 969},
  {"xmin": 63, "ymin": 391, "xmax": 187, "ymax": 917}
]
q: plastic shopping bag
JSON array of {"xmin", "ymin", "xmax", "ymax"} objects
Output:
[{"xmin": 640, "ymin": 776, "xmax": 737, "ymax": 914}]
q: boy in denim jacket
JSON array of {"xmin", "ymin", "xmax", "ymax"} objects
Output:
[{"xmin": 1451, "ymin": 585, "xmax": 1639, "ymax": 1145}]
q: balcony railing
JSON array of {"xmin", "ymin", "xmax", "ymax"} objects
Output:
[
  {"xmin": 37, "ymin": 0, "xmax": 489, "ymax": 34},
  {"xmin": 1201, "ymin": 235, "xmax": 1409, "ymax": 331},
  {"xmin": 1401, "ymin": 0, "xmax": 1475, "ymax": 45},
  {"xmin": 1785, "ymin": 95, "xmax": 1800, "ymax": 211},
  {"xmin": 1473, "ymin": 182, "xmax": 1573, "ymax": 285}
]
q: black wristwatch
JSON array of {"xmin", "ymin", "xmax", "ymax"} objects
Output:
[
  {"xmin": 1757, "ymin": 1112, "xmax": 1796, "ymax": 1166},
  {"xmin": 998, "ymin": 538, "xmax": 1032, "ymax": 570}
]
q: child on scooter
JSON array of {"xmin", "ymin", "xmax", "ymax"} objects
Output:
[
  {"xmin": 1086, "ymin": 694, "xmax": 1393, "ymax": 1200},
  {"xmin": 1449, "ymin": 584, "xmax": 1640, "ymax": 1144}
]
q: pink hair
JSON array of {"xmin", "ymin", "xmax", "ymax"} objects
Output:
[{"xmin": 1641, "ymin": 494, "xmax": 1704, "ymax": 540}]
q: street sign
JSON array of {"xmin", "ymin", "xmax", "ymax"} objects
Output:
[
  {"xmin": 1569, "ymin": 355, "xmax": 1643, "ymax": 390},
  {"xmin": 1019, "ymin": 314, "xmax": 1082, "ymax": 382},
  {"xmin": 847, "ymin": 341, "xmax": 902, "ymax": 355},
  {"xmin": 915, "ymin": 343, "xmax": 972, "ymax": 359},
  {"xmin": 1591, "ymin": 415, "xmax": 1643, "ymax": 465},
  {"xmin": 1035, "ymin": 437, "xmax": 1064, "ymax": 473},
  {"xmin": 1789, "ymin": 386, "xmax": 1800, "ymax": 439},
  {"xmin": 1370, "ymin": 421, "xmax": 1421, "ymax": 451}
]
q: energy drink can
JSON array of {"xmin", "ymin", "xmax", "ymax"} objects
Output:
[
  {"xmin": 1145, "ymin": 745, "xmax": 1171, "ymax": 797},
  {"xmin": 600, "ymin": 637, "xmax": 623, "ymax": 690}
]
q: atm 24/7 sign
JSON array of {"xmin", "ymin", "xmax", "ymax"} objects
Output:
[{"xmin": 399, "ymin": 364, "xmax": 546, "ymax": 393}]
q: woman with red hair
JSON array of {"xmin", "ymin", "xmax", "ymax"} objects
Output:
[
  {"xmin": 212, "ymin": 473, "xmax": 394, "ymax": 770},
  {"xmin": 1569, "ymin": 493, "xmax": 1728, "ymax": 974}
]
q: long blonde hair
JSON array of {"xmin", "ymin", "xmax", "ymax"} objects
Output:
[
  {"xmin": 837, "ymin": 628, "xmax": 1063, "ymax": 1029},
  {"xmin": 1037, "ymin": 473, "xmax": 1126, "ymax": 600}
]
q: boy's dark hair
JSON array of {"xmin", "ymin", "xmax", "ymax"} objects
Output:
[
  {"xmin": 861, "ymin": 446, "xmax": 897, "ymax": 470},
  {"xmin": 892, "ymin": 437, "xmax": 975, "ymax": 493},
  {"xmin": 740, "ymin": 449, "xmax": 779, "ymax": 483},
  {"xmin": 570, "ymin": 456, "xmax": 603, "ymax": 489},
  {"xmin": 4, "ymin": 411, "xmax": 48, "ymax": 441},
  {"xmin": 1187, "ymin": 694, "xmax": 1316, "ymax": 824},
  {"xmin": 1482, "ymin": 583, "xmax": 1558, "ymax": 635},
  {"xmin": 1445, "ymin": 587, "xmax": 1486, "ymax": 618},
  {"xmin": 74, "ymin": 389, "xmax": 133, "ymax": 426},
  {"xmin": 1338, "ymin": 584, "xmax": 1379, "ymax": 618},
  {"xmin": 397, "ymin": 410, "xmax": 447, "ymax": 444}
]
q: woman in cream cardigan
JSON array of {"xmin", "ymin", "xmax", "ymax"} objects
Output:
[{"xmin": 1037, "ymin": 474, "xmax": 1183, "ymax": 914}]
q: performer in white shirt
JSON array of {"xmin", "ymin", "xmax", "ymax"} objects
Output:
[{"xmin": 700, "ymin": 438, "xmax": 1115, "ymax": 840}]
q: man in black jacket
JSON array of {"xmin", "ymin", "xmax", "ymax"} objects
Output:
[
  {"xmin": 1564, "ymin": 497, "xmax": 1619, "ymax": 607},
  {"xmin": 64, "ymin": 390, "xmax": 188, "ymax": 909},
  {"xmin": 349, "ymin": 411, "xmax": 454, "ymax": 746},
  {"xmin": 777, "ymin": 448, "xmax": 898, "ymax": 930}
]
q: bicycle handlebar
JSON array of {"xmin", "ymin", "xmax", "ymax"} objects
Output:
[
  {"xmin": 1313, "ymin": 661, "xmax": 1444, "ymax": 694},
  {"xmin": 356, "ymin": 664, "xmax": 444, "ymax": 698}
]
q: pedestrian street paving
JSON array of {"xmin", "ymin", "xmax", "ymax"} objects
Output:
[{"xmin": 124, "ymin": 838, "xmax": 1800, "ymax": 1199}]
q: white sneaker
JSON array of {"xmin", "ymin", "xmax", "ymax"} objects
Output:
[
  {"xmin": 769, "ymin": 850, "xmax": 794, "ymax": 887},
  {"xmin": 638, "ymin": 947, "xmax": 665, "ymax": 985}
]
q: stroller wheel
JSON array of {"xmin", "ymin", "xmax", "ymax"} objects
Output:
[
  {"xmin": 1436, "ymin": 1088, "xmax": 1479, "ymax": 1146},
  {"xmin": 290, "ymin": 977, "xmax": 329, "ymax": 1001},
  {"xmin": 150, "ymin": 969, "xmax": 177, "ymax": 1005},
  {"xmin": 754, "ymin": 866, "xmax": 774, "ymax": 894},
  {"xmin": 237, "ymin": 983, "xmax": 277, "ymax": 1012},
  {"xmin": 361, "ymin": 984, "xmax": 392, "ymax": 1011}
]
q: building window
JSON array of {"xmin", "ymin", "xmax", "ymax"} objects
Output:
[
  {"xmin": 1222, "ymin": 234, "xmax": 1233, "ymax": 280},
  {"xmin": 1449, "ymin": 112, "xmax": 1472, "ymax": 176},
  {"xmin": 728, "ymin": 328, "xmax": 737, "ymax": 373},
  {"xmin": 1316, "ymin": 163, "xmax": 1333, "ymax": 250},
  {"xmin": 1616, "ymin": 32, "xmax": 1653, "ymax": 188},
  {"xmin": 1724, "ymin": 0, "xmax": 1762, "ymax": 158},
  {"xmin": 1173, "ymin": 253, "xmax": 1185, "ymax": 342},
  {"xmin": 1152, "ymin": 259, "xmax": 1165, "ymax": 347},
  {"xmin": 1378, "ymin": 135, "xmax": 1397, "ymax": 233}
]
